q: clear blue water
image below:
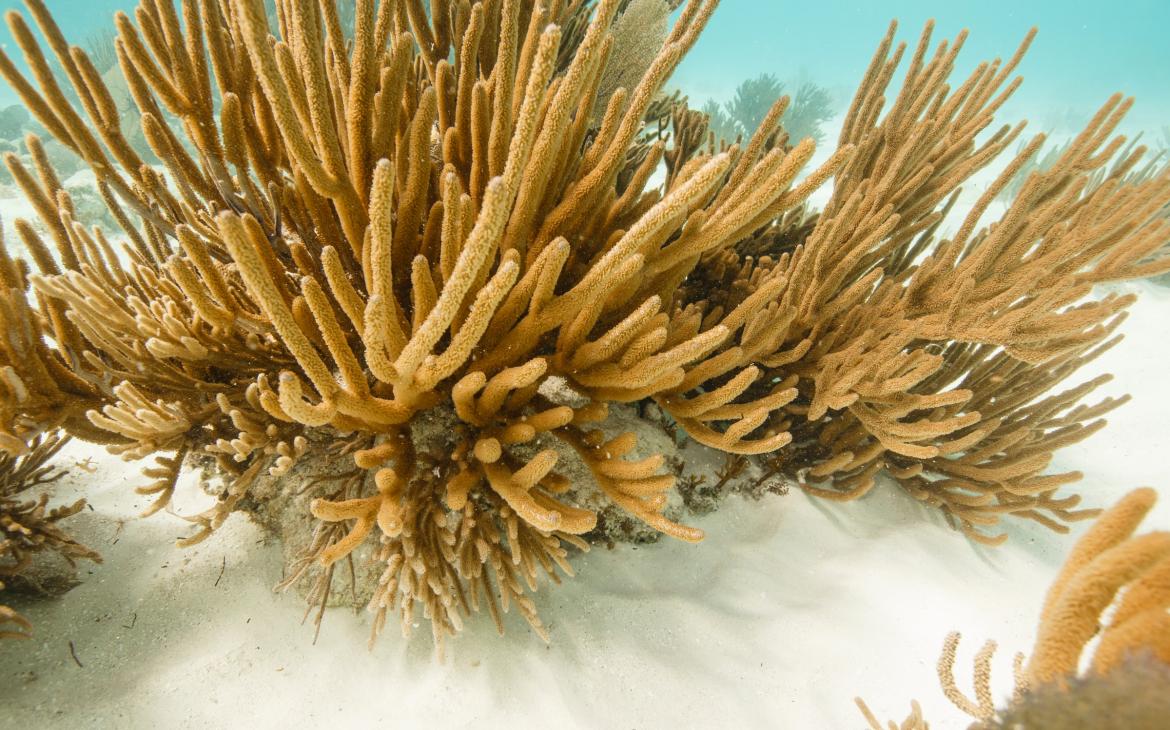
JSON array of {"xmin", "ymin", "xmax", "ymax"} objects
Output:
[
  {"xmin": 671, "ymin": 0, "xmax": 1170, "ymax": 136},
  {"xmin": 0, "ymin": 0, "xmax": 1166, "ymax": 136}
]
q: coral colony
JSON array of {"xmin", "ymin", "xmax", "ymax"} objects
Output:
[
  {"xmin": 1, "ymin": 0, "xmax": 1168, "ymax": 692},
  {"xmin": 858, "ymin": 488, "xmax": 1170, "ymax": 728}
]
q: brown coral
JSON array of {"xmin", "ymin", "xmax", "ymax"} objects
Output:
[
  {"xmin": 926, "ymin": 487, "xmax": 1170, "ymax": 725},
  {"xmin": 972, "ymin": 653, "xmax": 1170, "ymax": 730},
  {"xmin": 856, "ymin": 698, "xmax": 930, "ymax": 730},
  {"xmin": 1, "ymin": 433, "xmax": 99, "ymax": 638},
  {"xmin": 0, "ymin": 0, "xmax": 1166, "ymax": 649}
]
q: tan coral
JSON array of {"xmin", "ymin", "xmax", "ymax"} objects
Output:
[
  {"xmin": 932, "ymin": 487, "xmax": 1170, "ymax": 722},
  {"xmin": 0, "ymin": 0, "xmax": 1166, "ymax": 649},
  {"xmin": 856, "ymin": 698, "xmax": 930, "ymax": 730},
  {"xmin": 859, "ymin": 487, "xmax": 1170, "ymax": 726},
  {"xmin": 1, "ymin": 433, "xmax": 99, "ymax": 638}
]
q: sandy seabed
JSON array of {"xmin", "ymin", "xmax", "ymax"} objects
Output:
[{"xmin": 0, "ymin": 206, "xmax": 1168, "ymax": 729}]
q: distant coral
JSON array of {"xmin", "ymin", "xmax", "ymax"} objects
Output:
[
  {"xmin": 785, "ymin": 80, "xmax": 834, "ymax": 144},
  {"xmin": 724, "ymin": 72, "xmax": 784, "ymax": 138},
  {"xmin": 0, "ymin": 104, "xmax": 30, "ymax": 140},
  {"xmin": 84, "ymin": 28, "xmax": 118, "ymax": 75},
  {"xmin": 593, "ymin": 0, "xmax": 670, "ymax": 122},
  {"xmin": 700, "ymin": 98, "xmax": 738, "ymax": 146},
  {"xmin": 709, "ymin": 73, "xmax": 836, "ymax": 147}
]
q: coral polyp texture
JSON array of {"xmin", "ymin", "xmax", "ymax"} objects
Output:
[{"xmin": 0, "ymin": 0, "xmax": 1168, "ymax": 650}]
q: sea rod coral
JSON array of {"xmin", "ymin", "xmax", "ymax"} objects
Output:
[
  {"xmin": 857, "ymin": 487, "xmax": 1170, "ymax": 730},
  {"xmin": 0, "ymin": 0, "xmax": 1168, "ymax": 650},
  {"xmin": 1, "ymin": 432, "xmax": 98, "ymax": 639}
]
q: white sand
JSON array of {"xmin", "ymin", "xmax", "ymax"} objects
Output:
[{"xmin": 2, "ymin": 221, "xmax": 1169, "ymax": 727}]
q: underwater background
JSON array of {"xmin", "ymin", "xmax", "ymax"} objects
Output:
[
  {"xmin": 2, "ymin": 0, "xmax": 1168, "ymax": 138},
  {"xmin": 672, "ymin": 0, "xmax": 1170, "ymax": 135}
]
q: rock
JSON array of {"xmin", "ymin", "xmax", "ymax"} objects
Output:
[{"xmin": 2, "ymin": 546, "xmax": 83, "ymax": 598}]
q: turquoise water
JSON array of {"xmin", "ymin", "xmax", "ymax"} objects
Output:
[
  {"xmin": 673, "ymin": 1, "xmax": 1170, "ymax": 133},
  {"xmin": 0, "ymin": 0, "xmax": 1167, "ymax": 136}
]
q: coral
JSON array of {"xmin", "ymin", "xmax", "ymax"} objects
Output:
[
  {"xmin": 997, "ymin": 134, "xmax": 1169, "ymax": 287},
  {"xmin": 1026, "ymin": 487, "xmax": 1170, "ymax": 682},
  {"xmin": 856, "ymin": 698, "xmax": 929, "ymax": 730},
  {"xmin": 592, "ymin": 0, "xmax": 670, "ymax": 122},
  {"xmin": 1, "ymin": 433, "xmax": 99, "ymax": 639},
  {"xmin": 768, "ymin": 28, "xmax": 1170, "ymax": 545},
  {"xmin": 861, "ymin": 487, "xmax": 1170, "ymax": 727},
  {"xmin": 939, "ymin": 489, "xmax": 1170, "ymax": 717},
  {"xmin": 0, "ymin": 0, "xmax": 1167, "ymax": 651},
  {"xmin": 784, "ymin": 80, "xmax": 834, "ymax": 144},
  {"xmin": 700, "ymin": 98, "xmax": 737, "ymax": 146},
  {"xmin": 723, "ymin": 72, "xmax": 784, "ymax": 139},
  {"xmin": 999, "ymin": 132, "xmax": 1169, "ymax": 204},
  {"xmin": 84, "ymin": 28, "xmax": 118, "ymax": 75},
  {"xmin": 268, "ymin": 0, "xmax": 357, "ymax": 40},
  {"xmin": 996, "ymin": 137, "xmax": 1068, "ymax": 202},
  {"xmin": 716, "ymin": 73, "xmax": 835, "ymax": 145},
  {"xmin": 971, "ymin": 652, "xmax": 1170, "ymax": 730}
]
